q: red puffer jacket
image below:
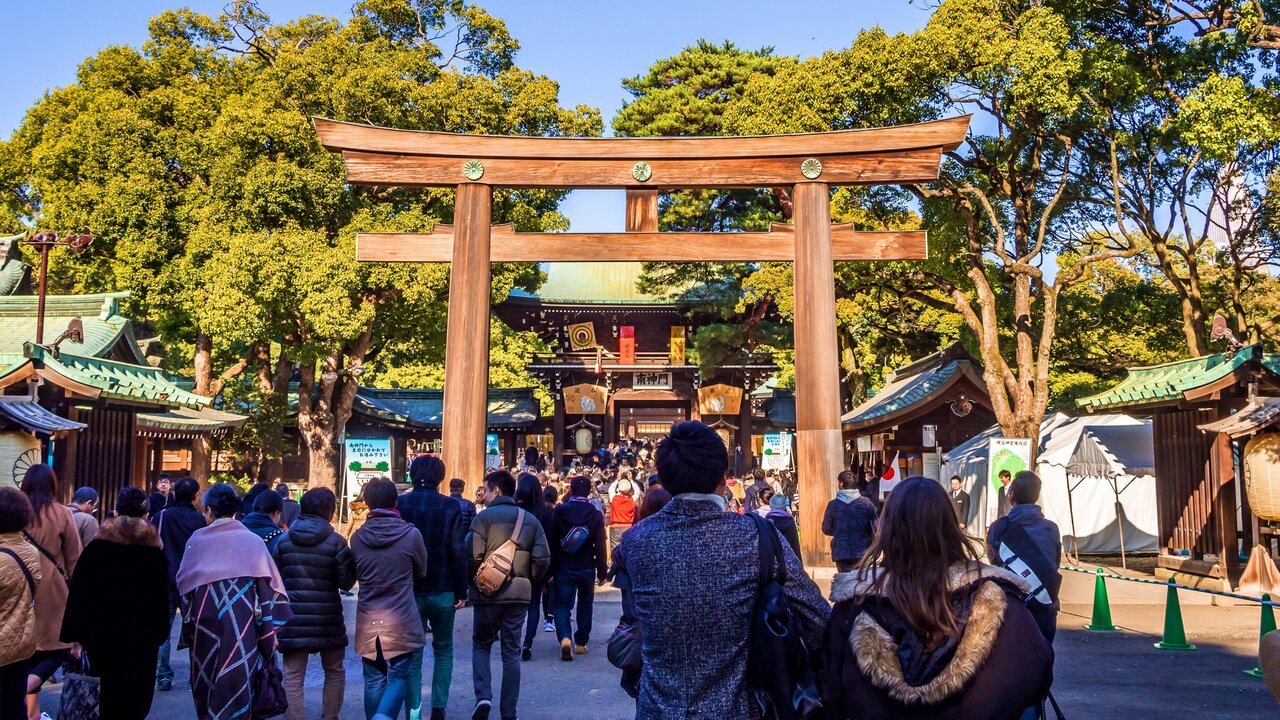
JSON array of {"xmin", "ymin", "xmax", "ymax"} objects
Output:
[{"xmin": 610, "ymin": 494, "xmax": 636, "ymax": 525}]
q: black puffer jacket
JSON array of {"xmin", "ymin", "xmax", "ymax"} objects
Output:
[{"xmin": 273, "ymin": 515, "xmax": 357, "ymax": 653}]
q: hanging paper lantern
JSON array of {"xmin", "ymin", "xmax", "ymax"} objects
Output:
[
  {"xmin": 1244, "ymin": 433, "xmax": 1280, "ymax": 521},
  {"xmin": 575, "ymin": 427, "xmax": 595, "ymax": 455}
]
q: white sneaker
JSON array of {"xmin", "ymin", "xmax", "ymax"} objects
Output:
[{"xmin": 542, "ymin": 620, "xmax": 554, "ymax": 632}]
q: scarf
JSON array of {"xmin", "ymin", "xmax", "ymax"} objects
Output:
[{"xmin": 176, "ymin": 518, "xmax": 287, "ymax": 597}]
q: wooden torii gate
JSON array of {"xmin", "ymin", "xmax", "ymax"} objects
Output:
[{"xmin": 315, "ymin": 116, "xmax": 969, "ymax": 566}]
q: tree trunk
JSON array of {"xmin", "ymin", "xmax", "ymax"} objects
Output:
[{"xmin": 191, "ymin": 332, "xmax": 215, "ymax": 484}]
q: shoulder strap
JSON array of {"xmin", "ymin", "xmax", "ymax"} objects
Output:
[
  {"xmin": 512, "ymin": 508, "xmax": 525, "ymax": 543},
  {"xmin": 750, "ymin": 513, "xmax": 784, "ymax": 588},
  {"xmin": 0, "ymin": 547, "xmax": 36, "ymax": 601},
  {"xmin": 22, "ymin": 530, "xmax": 68, "ymax": 580}
]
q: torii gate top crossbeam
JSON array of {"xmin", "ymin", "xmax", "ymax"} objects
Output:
[{"xmin": 313, "ymin": 116, "xmax": 969, "ymax": 189}]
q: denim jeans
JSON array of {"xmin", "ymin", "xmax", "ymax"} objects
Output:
[
  {"xmin": 361, "ymin": 649, "xmax": 412, "ymax": 720},
  {"xmin": 406, "ymin": 592, "xmax": 456, "ymax": 719},
  {"xmin": 155, "ymin": 592, "xmax": 180, "ymax": 683},
  {"xmin": 521, "ymin": 577, "xmax": 552, "ymax": 650},
  {"xmin": 553, "ymin": 567, "xmax": 596, "ymax": 646},
  {"xmin": 472, "ymin": 604, "xmax": 525, "ymax": 720}
]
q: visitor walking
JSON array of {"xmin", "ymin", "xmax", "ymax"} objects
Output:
[
  {"xmin": 351, "ymin": 477, "xmax": 428, "ymax": 720},
  {"xmin": 607, "ymin": 478, "xmax": 635, "ymax": 552},
  {"xmin": 987, "ymin": 471, "xmax": 1063, "ymax": 643},
  {"xmin": 614, "ymin": 422, "xmax": 829, "ymax": 719},
  {"xmin": 822, "ymin": 476, "xmax": 1053, "ymax": 719},
  {"xmin": 742, "ymin": 468, "xmax": 770, "ymax": 514},
  {"xmin": 177, "ymin": 483, "xmax": 292, "ymax": 720},
  {"xmin": 60, "ymin": 486, "xmax": 170, "ymax": 720},
  {"xmin": 514, "ymin": 473, "xmax": 554, "ymax": 660},
  {"xmin": 467, "ymin": 470, "xmax": 550, "ymax": 720},
  {"xmin": 449, "ymin": 478, "xmax": 478, "ymax": 534},
  {"xmin": 243, "ymin": 489, "xmax": 288, "ymax": 554},
  {"xmin": 397, "ymin": 456, "xmax": 467, "ymax": 720},
  {"xmin": 764, "ymin": 493, "xmax": 801, "ymax": 558},
  {"xmin": 548, "ymin": 475, "xmax": 608, "ymax": 662},
  {"xmin": 0, "ymin": 487, "xmax": 40, "ymax": 720},
  {"xmin": 65, "ymin": 487, "xmax": 99, "ymax": 548},
  {"xmin": 273, "ymin": 487, "xmax": 357, "ymax": 720},
  {"xmin": 278, "ymin": 484, "xmax": 302, "ymax": 528},
  {"xmin": 19, "ymin": 464, "xmax": 81, "ymax": 720},
  {"xmin": 822, "ymin": 470, "xmax": 878, "ymax": 571},
  {"xmin": 151, "ymin": 476, "xmax": 206, "ymax": 692},
  {"xmin": 148, "ymin": 473, "xmax": 172, "ymax": 517}
]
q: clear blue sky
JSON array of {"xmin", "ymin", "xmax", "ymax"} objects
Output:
[{"xmin": 1, "ymin": 0, "xmax": 933, "ymax": 231}]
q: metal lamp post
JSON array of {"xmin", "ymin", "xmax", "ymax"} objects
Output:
[{"xmin": 22, "ymin": 232, "xmax": 94, "ymax": 345}]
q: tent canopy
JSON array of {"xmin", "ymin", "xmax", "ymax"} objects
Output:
[{"xmin": 1068, "ymin": 425, "xmax": 1155, "ymax": 479}]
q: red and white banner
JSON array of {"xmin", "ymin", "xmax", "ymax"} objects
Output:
[{"xmin": 880, "ymin": 451, "xmax": 902, "ymax": 498}]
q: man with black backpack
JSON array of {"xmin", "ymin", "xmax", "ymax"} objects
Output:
[
  {"xmin": 987, "ymin": 470, "xmax": 1062, "ymax": 643},
  {"xmin": 548, "ymin": 474, "xmax": 608, "ymax": 662},
  {"xmin": 467, "ymin": 470, "xmax": 550, "ymax": 720},
  {"xmin": 614, "ymin": 421, "xmax": 830, "ymax": 720}
]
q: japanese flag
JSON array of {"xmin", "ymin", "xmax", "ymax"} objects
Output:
[{"xmin": 880, "ymin": 452, "xmax": 902, "ymax": 498}]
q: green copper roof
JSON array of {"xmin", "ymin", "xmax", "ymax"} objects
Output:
[
  {"xmin": 1077, "ymin": 344, "xmax": 1280, "ymax": 411},
  {"xmin": 0, "ymin": 292, "xmax": 142, "ymax": 362},
  {"xmin": 509, "ymin": 263, "xmax": 673, "ymax": 305},
  {"xmin": 9, "ymin": 345, "xmax": 210, "ymax": 409},
  {"xmin": 136, "ymin": 406, "xmax": 248, "ymax": 435}
]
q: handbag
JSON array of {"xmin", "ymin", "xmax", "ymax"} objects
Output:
[
  {"xmin": 607, "ymin": 620, "xmax": 643, "ymax": 699},
  {"xmin": 57, "ymin": 653, "xmax": 99, "ymax": 720},
  {"xmin": 251, "ymin": 653, "xmax": 288, "ymax": 719},
  {"xmin": 474, "ymin": 509, "xmax": 526, "ymax": 597},
  {"xmin": 746, "ymin": 513, "xmax": 823, "ymax": 720}
]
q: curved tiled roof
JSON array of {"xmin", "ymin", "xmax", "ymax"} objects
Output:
[
  {"xmin": 1076, "ymin": 344, "xmax": 1280, "ymax": 412},
  {"xmin": 0, "ymin": 292, "xmax": 142, "ymax": 362},
  {"xmin": 509, "ymin": 263, "xmax": 673, "ymax": 305},
  {"xmin": 355, "ymin": 387, "xmax": 539, "ymax": 428}
]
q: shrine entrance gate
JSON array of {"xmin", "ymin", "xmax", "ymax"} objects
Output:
[{"xmin": 315, "ymin": 116, "xmax": 969, "ymax": 566}]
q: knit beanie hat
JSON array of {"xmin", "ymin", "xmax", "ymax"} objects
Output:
[{"xmin": 769, "ymin": 493, "xmax": 788, "ymax": 510}]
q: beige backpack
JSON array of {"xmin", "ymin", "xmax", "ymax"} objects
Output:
[{"xmin": 474, "ymin": 508, "xmax": 526, "ymax": 597}]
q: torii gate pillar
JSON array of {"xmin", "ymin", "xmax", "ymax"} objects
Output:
[
  {"xmin": 793, "ymin": 182, "xmax": 842, "ymax": 567},
  {"xmin": 441, "ymin": 183, "xmax": 492, "ymax": 492}
]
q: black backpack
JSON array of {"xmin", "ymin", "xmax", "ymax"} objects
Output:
[{"xmin": 746, "ymin": 513, "xmax": 823, "ymax": 720}]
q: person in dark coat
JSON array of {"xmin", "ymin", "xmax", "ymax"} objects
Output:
[
  {"xmin": 61, "ymin": 487, "xmax": 171, "ymax": 720},
  {"xmin": 987, "ymin": 471, "xmax": 1062, "ymax": 644},
  {"xmin": 742, "ymin": 468, "xmax": 770, "ymax": 514},
  {"xmin": 615, "ymin": 422, "xmax": 830, "ymax": 720},
  {"xmin": 243, "ymin": 489, "xmax": 287, "ymax": 555},
  {"xmin": 240, "ymin": 481, "xmax": 270, "ymax": 520},
  {"xmin": 397, "ymin": 456, "xmax": 467, "ymax": 720},
  {"xmin": 150, "ymin": 476, "xmax": 206, "ymax": 692},
  {"xmin": 514, "ymin": 473, "xmax": 554, "ymax": 660},
  {"xmin": 996, "ymin": 469, "xmax": 1013, "ymax": 519},
  {"xmin": 764, "ymin": 493, "xmax": 802, "ymax": 557},
  {"xmin": 548, "ymin": 474, "xmax": 608, "ymax": 661},
  {"xmin": 822, "ymin": 470, "xmax": 878, "ymax": 571},
  {"xmin": 351, "ymin": 478, "xmax": 428, "ymax": 720},
  {"xmin": 277, "ymin": 484, "xmax": 301, "ymax": 528},
  {"xmin": 450, "ymin": 478, "xmax": 477, "ymax": 533},
  {"xmin": 823, "ymin": 477, "xmax": 1053, "ymax": 720},
  {"xmin": 273, "ymin": 487, "xmax": 356, "ymax": 720},
  {"xmin": 147, "ymin": 473, "xmax": 172, "ymax": 518},
  {"xmin": 467, "ymin": 470, "xmax": 551, "ymax": 720},
  {"xmin": 949, "ymin": 475, "xmax": 971, "ymax": 531}
]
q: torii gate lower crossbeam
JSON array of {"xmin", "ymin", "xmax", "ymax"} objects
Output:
[{"xmin": 315, "ymin": 116, "xmax": 970, "ymax": 567}]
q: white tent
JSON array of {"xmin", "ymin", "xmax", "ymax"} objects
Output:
[{"xmin": 941, "ymin": 413, "xmax": 1159, "ymax": 554}]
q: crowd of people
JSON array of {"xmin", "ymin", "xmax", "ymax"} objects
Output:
[{"xmin": 0, "ymin": 421, "xmax": 1062, "ymax": 720}]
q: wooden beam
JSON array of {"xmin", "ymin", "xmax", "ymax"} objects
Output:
[
  {"xmin": 356, "ymin": 223, "xmax": 927, "ymax": 263},
  {"xmin": 626, "ymin": 189, "xmax": 659, "ymax": 232},
  {"xmin": 793, "ymin": 182, "xmax": 844, "ymax": 568},
  {"xmin": 441, "ymin": 184, "xmax": 492, "ymax": 497},
  {"xmin": 340, "ymin": 148, "xmax": 944, "ymax": 189},
  {"xmin": 315, "ymin": 115, "xmax": 971, "ymax": 159}
]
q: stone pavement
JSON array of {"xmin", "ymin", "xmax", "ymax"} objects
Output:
[{"xmin": 34, "ymin": 572, "xmax": 1280, "ymax": 719}]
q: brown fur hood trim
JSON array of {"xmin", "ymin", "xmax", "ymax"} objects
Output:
[
  {"xmin": 829, "ymin": 561, "xmax": 1030, "ymax": 603},
  {"xmin": 96, "ymin": 516, "xmax": 161, "ymax": 547},
  {"xmin": 830, "ymin": 562, "xmax": 1029, "ymax": 706}
]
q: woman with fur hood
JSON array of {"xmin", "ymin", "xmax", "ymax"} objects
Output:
[
  {"xmin": 61, "ymin": 486, "xmax": 171, "ymax": 720},
  {"xmin": 822, "ymin": 477, "xmax": 1054, "ymax": 720}
]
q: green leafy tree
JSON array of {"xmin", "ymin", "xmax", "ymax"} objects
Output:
[{"xmin": 4, "ymin": 0, "xmax": 600, "ymax": 487}]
